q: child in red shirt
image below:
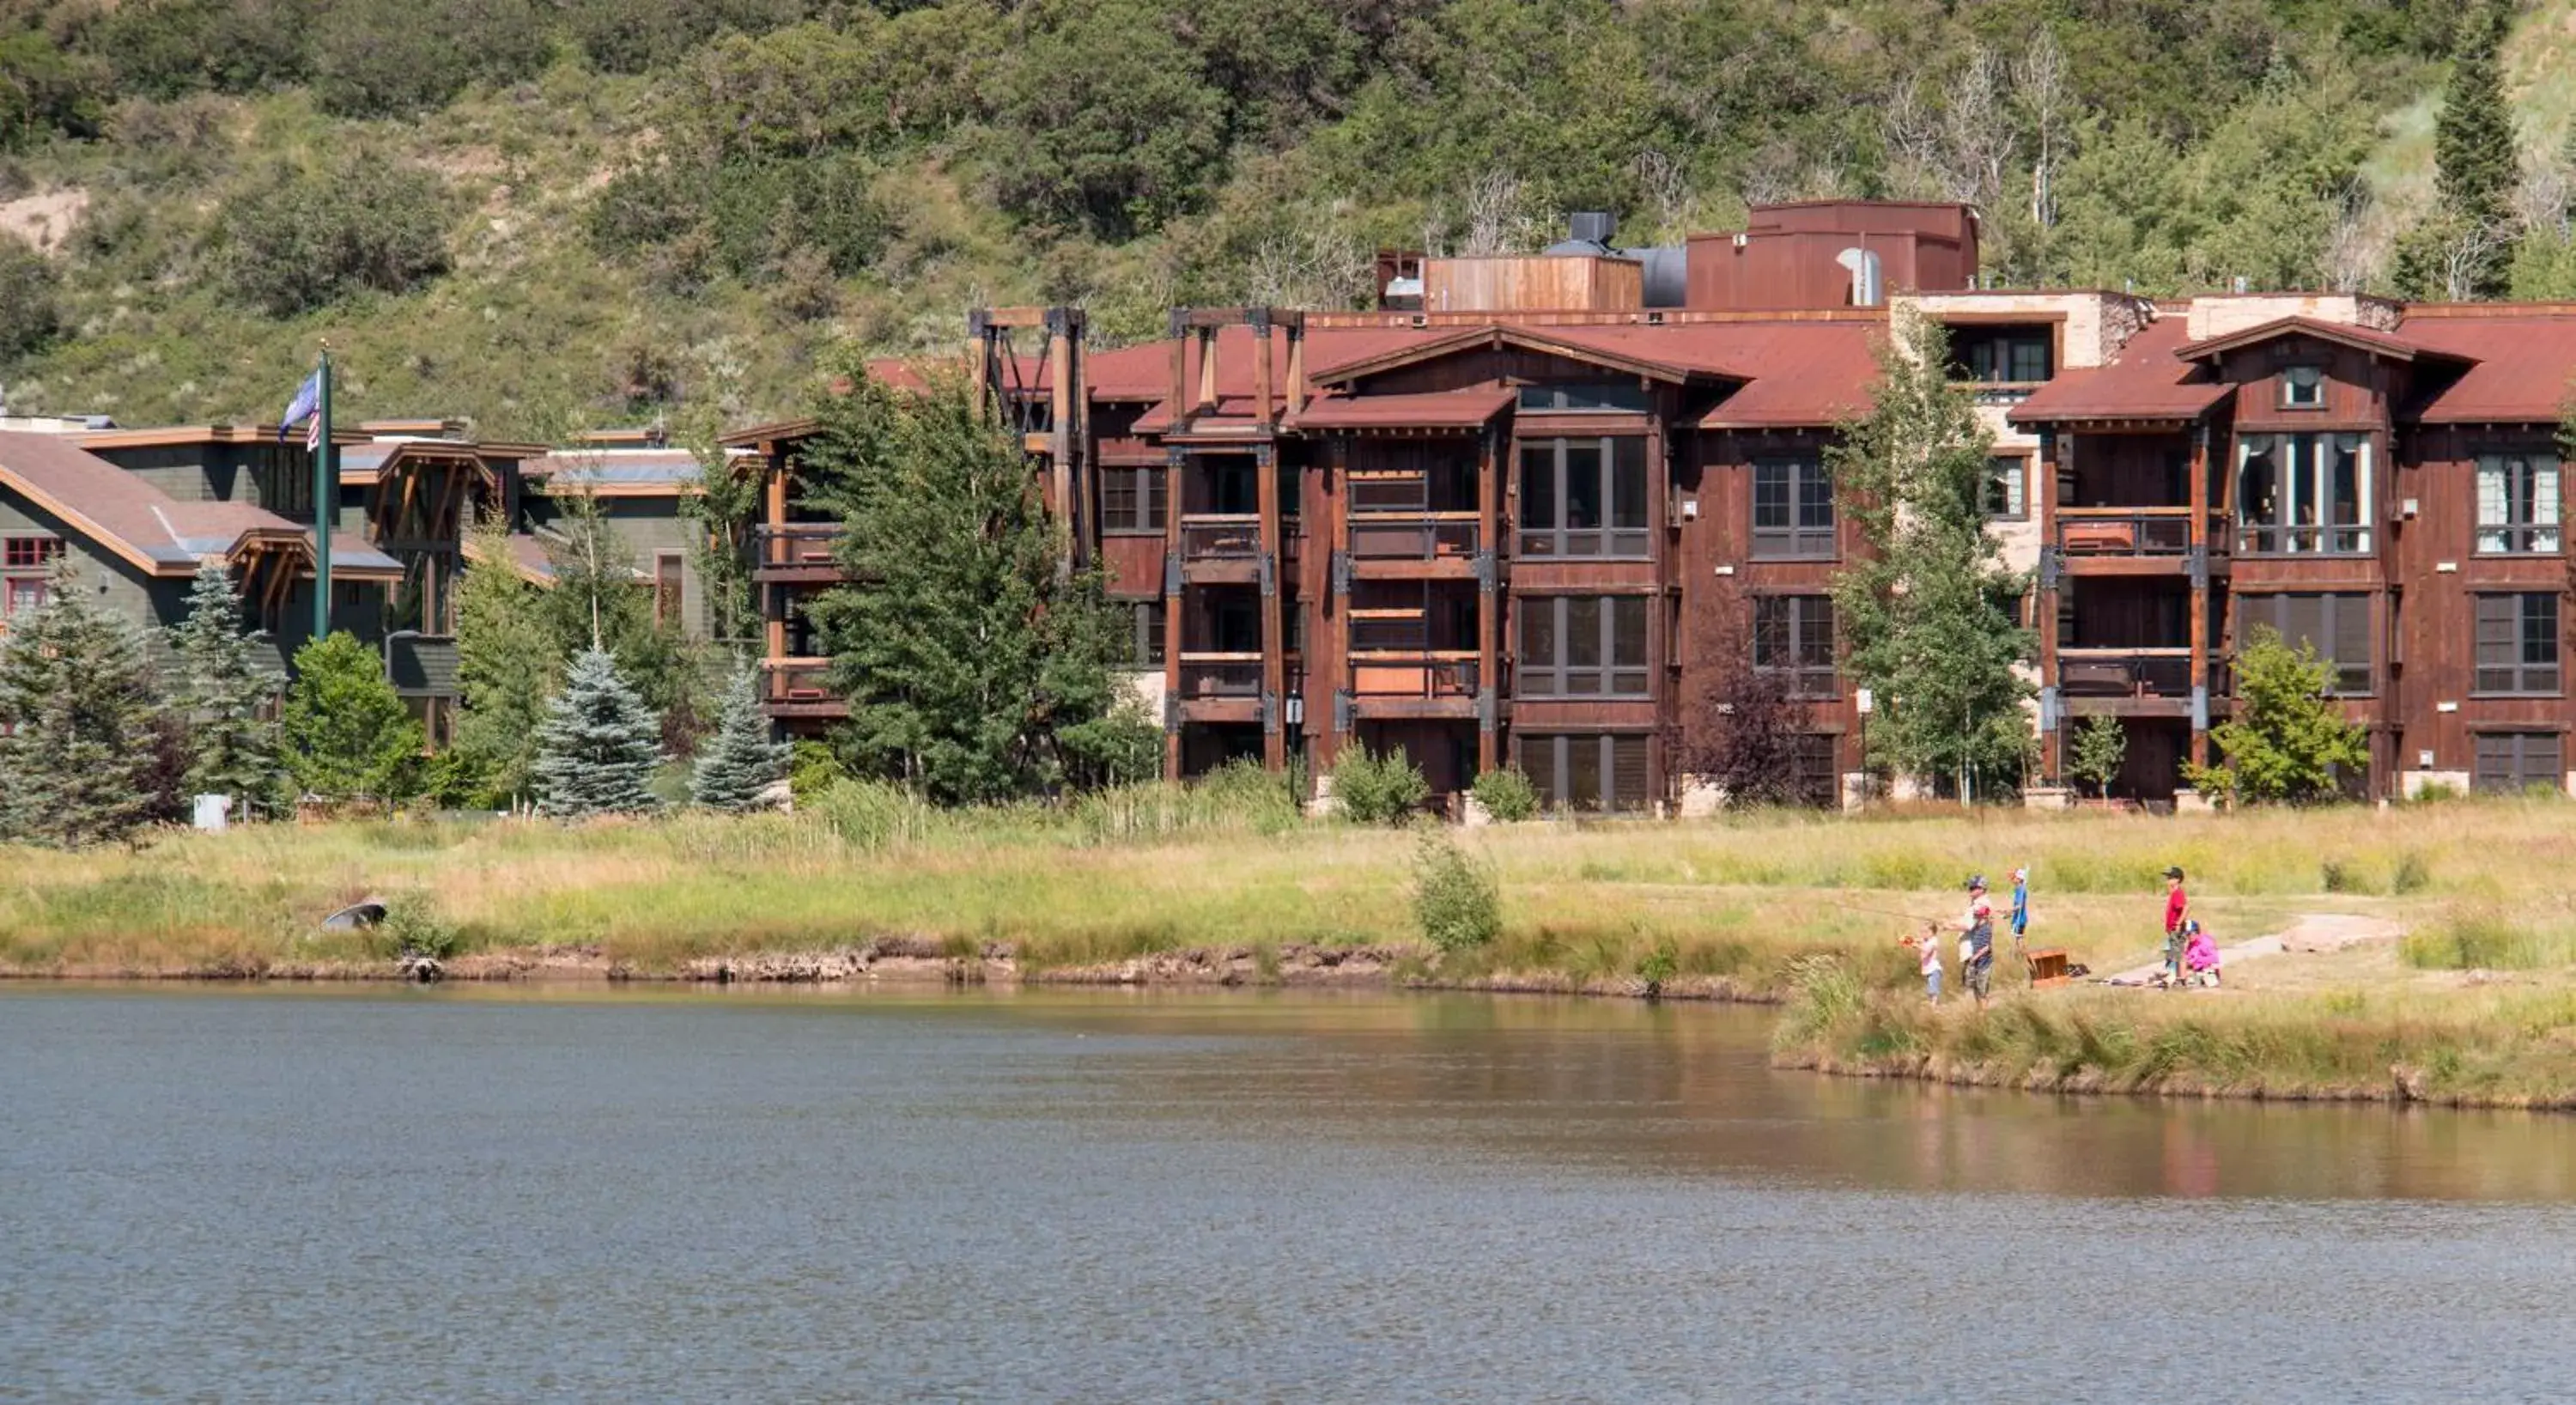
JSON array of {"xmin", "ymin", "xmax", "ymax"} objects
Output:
[{"xmin": 2161, "ymin": 866, "xmax": 2189, "ymax": 981}]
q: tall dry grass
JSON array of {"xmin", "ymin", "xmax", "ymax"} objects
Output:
[{"xmin": 3, "ymin": 791, "xmax": 2569, "ymax": 980}]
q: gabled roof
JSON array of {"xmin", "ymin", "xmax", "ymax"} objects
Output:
[
  {"xmin": 2398, "ymin": 313, "xmax": 2576, "ymax": 423},
  {"xmin": 0, "ymin": 430, "xmax": 399, "ymax": 579},
  {"xmin": 1289, "ymin": 387, "xmax": 1516, "ymax": 432},
  {"xmin": 74, "ymin": 423, "xmax": 370, "ymax": 450},
  {"xmin": 462, "ymin": 531, "xmax": 560, "ymax": 586},
  {"xmin": 1678, "ymin": 323, "xmax": 1881, "ymax": 429},
  {"xmin": 1310, "ymin": 322, "xmax": 1746, "ymax": 388},
  {"xmin": 2174, "ymin": 315, "xmax": 2460, "ymax": 366},
  {"xmin": 2008, "ymin": 319, "xmax": 2231, "ymax": 425},
  {"xmin": 523, "ymin": 447, "xmax": 725, "ymax": 496}
]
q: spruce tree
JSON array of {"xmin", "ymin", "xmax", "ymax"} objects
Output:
[
  {"xmin": 1827, "ymin": 315, "xmax": 2033, "ymax": 800},
  {"xmin": 0, "ymin": 561, "xmax": 164, "ymax": 847},
  {"xmin": 282, "ymin": 630, "xmax": 424, "ymax": 803},
  {"xmin": 690, "ymin": 660, "xmax": 788, "ymax": 810},
  {"xmin": 169, "ymin": 559, "xmax": 286, "ymax": 818},
  {"xmin": 540, "ymin": 485, "xmax": 701, "ymax": 742},
  {"xmin": 799, "ymin": 367, "xmax": 1159, "ymax": 804},
  {"xmin": 2398, "ymin": 2, "xmax": 2518, "ymax": 298},
  {"xmin": 534, "ymin": 645, "xmax": 665, "ymax": 818}
]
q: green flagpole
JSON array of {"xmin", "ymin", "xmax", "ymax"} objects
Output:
[{"xmin": 312, "ymin": 350, "xmax": 333, "ymax": 642}]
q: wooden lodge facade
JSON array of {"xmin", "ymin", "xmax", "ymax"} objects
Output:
[{"xmin": 738, "ymin": 203, "xmax": 2576, "ymax": 810}]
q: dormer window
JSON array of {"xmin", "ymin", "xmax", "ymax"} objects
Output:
[
  {"xmin": 1517, "ymin": 382, "xmax": 1649, "ymax": 412},
  {"xmin": 2281, "ymin": 365, "xmax": 2325, "ymax": 409}
]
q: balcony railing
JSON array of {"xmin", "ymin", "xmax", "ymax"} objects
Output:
[
  {"xmin": 2054, "ymin": 508, "xmax": 2201, "ymax": 557},
  {"xmin": 2057, "ymin": 648, "xmax": 2227, "ymax": 700},
  {"xmin": 757, "ymin": 522, "xmax": 846, "ymax": 568},
  {"xmin": 1349, "ymin": 651, "xmax": 1479, "ymax": 701},
  {"xmin": 1178, "ymin": 514, "xmax": 1261, "ymax": 561},
  {"xmin": 1347, "ymin": 512, "xmax": 1479, "ymax": 562},
  {"xmin": 1176, "ymin": 653, "xmax": 1263, "ymax": 699},
  {"xmin": 762, "ymin": 657, "xmax": 836, "ymax": 706}
]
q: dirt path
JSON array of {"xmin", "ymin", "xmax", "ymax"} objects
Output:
[{"xmin": 2098, "ymin": 912, "xmax": 2403, "ymax": 986}]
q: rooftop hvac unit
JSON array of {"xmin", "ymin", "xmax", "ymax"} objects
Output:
[
  {"xmin": 1835, "ymin": 246, "xmax": 1884, "ymax": 307},
  {"xmin": 1568, "ymin": 211, "xmax": 1615, "ymax": 246}
]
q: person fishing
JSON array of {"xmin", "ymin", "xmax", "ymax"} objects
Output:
[
  {"xmin": 1905, "ymin": 921, "xmax": 1943, "ymax": 1004},
  {"xmin": 2181, "ymin": 920, "xmax": 2221, "ymax": 988},
  {"xmin": 1953, "ymin": 875, "xmax": 1996, "ymax": 1007},
  {"xmin": 2161, "ymin": 866, "xmax": 2190, "ymax": 982},
  {"xmin": 2008, "ymin": 867, "xmax": 2031, "ymax": 972}
]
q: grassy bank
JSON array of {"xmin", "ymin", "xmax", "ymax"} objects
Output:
[{"xmin": 1771, "ymin": 960, "xmax": 2576, "ymax": 1110}]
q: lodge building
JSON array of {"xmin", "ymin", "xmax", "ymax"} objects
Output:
[{"xmin": 737, "ymin": 202, "xmax": 2576, "ymax": 809}]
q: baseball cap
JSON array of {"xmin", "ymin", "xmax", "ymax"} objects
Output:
[
  {"xmin": 2163, "ymin": 865, "xmax": 2184, "ymax": 879},
  {"xmin": 1966, "ymin": 874, "xmax": 1986, "ymax": 890}
]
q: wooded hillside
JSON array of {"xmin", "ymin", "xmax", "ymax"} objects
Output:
[{"xmin": 0, "ymin": 0, "xmax": 2569, "ymax": 434}]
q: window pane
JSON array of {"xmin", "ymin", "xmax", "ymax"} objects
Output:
[
  {"xmin": 1798, "ymin": 598, "xmax": 1835, "ymax": 668},
  {"xmin": 1753, "ymin": 597, "xmax": 1785, "ymax": 667},
  {"xmin": 1609, "ymin": 736, "xmax": 1649, "ymax": 810},
  {"xmin": 1521, "ymin": 598, "xmax": 1557, "ymax": 667},
  {"xmin": 1753, "ymin": 461, "xmax": 1788, "ymax": 529},
  {"xmin": 1609, "ymin": 438, "xmax": 1647, "ymax": 530},
  {"xmin": 2524, "ymin": 593, "xmax": 2558, "ymax": 666},
  {"xmin": 1564, "ymin": 442, "xmax": 1603, "ymax": 529},
  {"xmin": 1611, "ymin": 597, "xmax": 1647, "ymax": 667},
  {"xmin": 2008, "ymin": 338, "xmax": 2050, "ymax": 382},
  {"xmin": 1566, "ymin": 597, "xmax": 1602, "ymax": 670},
  {"xmin": 1568, "ymin": 736, "xmax": 1602, "ymax": 810},
  {"xmin": 1796, "ymin": 462, "xmax": 1834, "ymax": 529},
  {"xmin": 1521, "ymin": 447, "xmax": 1556, "ymax": 530}
]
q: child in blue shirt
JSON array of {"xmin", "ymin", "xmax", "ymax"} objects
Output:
[{"xmin": 2009, "ymin": 867, "xmax": 2031, "ymax": 968}]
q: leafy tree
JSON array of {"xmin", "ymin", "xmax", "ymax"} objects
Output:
[
  {"xmin": 985, "ymin": 0, "xmax": 1229, "ymax": 237},
  {"xmin": 2069, "ymin": 714, "xmax": 2128, "ymax": 800},
  {"xmin": 218, "ymin": 155, "xmax": 453, "ymax": 316},
  {"xmin": 534, "ymin": 646, "xmax": 665, "ymax": 818},
  {"xmin": 282, "ymin": 631, "xmax": 423, "ymax": 803},
  {"xmin": 691, "ymin": 660, "xmax": 788, "ymax": 810},
  {"xmin": 168, "ymin": 560, "xmax": 286, "ymax": 816},
  {"xmin": 799, "ymin": 368, "xmax": 1157, "ymax": 804},
  {"xmin": 82, "ymin": 0, "xmax": 313, "ymax": 99},
  {"xmin": 2184, "ymin": 627, "xmax": 2368, "ymax": 806},
  {"xmin": 1668, "ymin": 585, "xmax": 1815, "ymax": 806},
  {"xmin": 0, "ymin": 562, "xmax": 164, "ymax": 847},
  {"xmin": 0, "ymin": 29, "xmax": 107, "ymax": 149},
  {"xmin": 1828, "ymin": 316, "xmax": 2032, "ymax": 800},
  {"xmin": 307, "ymin": 0, "xmax": 550, "ymax": 117},
  {"xmin": 448, "ymin": 514, "xmax": 562, "ymax": 806}
]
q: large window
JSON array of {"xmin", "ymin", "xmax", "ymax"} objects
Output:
[
  {"xmin": 2239, "ymin": 593, "xmax": 2371, "ymax": 696},
  {"xmin": 1101, "ymin": 467, "xmax": 1168, "ymax": 533},
  {"xmin": 1984, "ymin": 456, "xmax": 2027, "ymax": 520},
  {"xmin": 1517, "ymin": 595, "xmax": 1649, "ymax": 698},
  {"xmin": 2475, "ymin": 733, "xmax": 2565, "ymax": 794},
  {"xmin": 1753, "ymin": 595, "xmax": 1836, "ymax": 697},
  {"xmin": 1752, "ymin": 455, "xmax": 1834, "ymax": 558},
  {"xmin": 1126, "ymin": 599, "xmax": 1167, "ymax": 667},
  {"xmin": 2475, "ymin": 593, "xmax": 2561, "ymax": 696},
  {"xmin": 2235, "ymin": 433, "xmax": 2371, "ymax": 554},
  {"xmin": 2476, "ymin": 453, "xmax": 2561, "ymax": 554},
  {"xmin": 1514, "ymin": 733, "xmax": 1652, "ymax": 812},
  {"xmin": 1519, "ymin": 437, "xmax": 1649, "ymax": 558},
  {"xmin": 1517, "ymin": 382, "xmax": 1649, "ymax": 412},
  {"xmin": 1952, "ymin": 329, "xmax": 2052, "ymax": 384},
  {"xmin": 3, "ymin": 575, "xmax": 46, "ymax": 617}
]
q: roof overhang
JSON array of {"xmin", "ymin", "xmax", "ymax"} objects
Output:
[
  {"xmin": 1310, "ymin": 323, "xmax": 1731, "ymax": 390},
  {"xmin": 2174, "ymin": 316, "xmax": 2465, "ymax": 367}
]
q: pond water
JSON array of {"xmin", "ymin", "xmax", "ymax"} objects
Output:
[{"xmin": 3, "ymin": 985, "xmax": 2573, "ymax": 1402}]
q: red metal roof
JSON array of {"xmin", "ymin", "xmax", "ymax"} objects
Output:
[
  {"xmin": 2174, "ymin": 315, "xmax": 2442, "ymax": 364},
  {"xmin": 2401, "ymin": 313, "xmax": 2576, "ymax": 423},
  {"xmin": 2008, "ymin": 319, "xmax": 2229, "ymax": 425},
  {"xmin": 1685, "ymin": 323, "xmax": 1882, "ymax": 429},
  {"xmin": 1289, "ymin": 387, "xmax": 1516, "ymax": 431}
]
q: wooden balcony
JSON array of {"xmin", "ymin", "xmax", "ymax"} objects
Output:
[
  {"xmin": 755, "ymin": 523, "xmax": 850, "ymax": 583},
  {"xmin": 2057, "ymin": 648, "xmax": 2229, "ymax": 719},
  {"xmin": 1174, "ymin": 652, "xmax": 1303, "ymax": 725},
  {"xmin": 761, "ymin": 656, "xmax": 847, "ymax": 720},
  {"xmin": 1178, "ymin": 514, "xmax": 1263, "ymax": 585},
  {"xmin": 1348, "ymin": 650, "xmax": 1480, "ymax": 719},
  {"xmin": 2052, "ymin": 508, "xmax": 2225, "ymax": 575},
  {"xmin": 1347, "ymin": 512, "xmax": 1481, "ymax": 580}
]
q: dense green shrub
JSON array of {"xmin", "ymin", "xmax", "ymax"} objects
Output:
[
  {"xmin": 565, "ymin": 0, "xmax": 807, "ymax": 76},
  {"xmin": 308, "ymin": 0, "xmax": 550, "ymax": 116},
  {"xmin": 0, "ymin": 30, "xmax": 106, "ymax": 148},
  {"xmin": 1469, "ymin": 767, "xmax": 1540, "ymax": 823},
  {"xmin": 1412, "ymin": 828, "xmax": 1500, "ymax": 953},
  {"xmin": 0, "ymin": 239, "xmax": 60, "ymax": 359},
  {"xmin": 218, "ymin": 156, "xmax": 452, "ymax": 315},
  {"xmin": 82, "ymin": 0, "xmax": 312, "ymax": 99},
  {"xmin": 1332, "ymin": 744, "xmax": 1428, "ymax": 826}
]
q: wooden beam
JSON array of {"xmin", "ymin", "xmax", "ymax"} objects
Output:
[
  {"xmin": 1195, "ymin": 328, "xmax": 1219, "ymax": 414},
  {"xmin": 1254, "ymin": 315, "xmax": 1276, "ymax": 432},
  {"xmin": 1285, "ymin": 324, "xmax": 1306, "ymax": 420},
  {"xmin": 1163, "ymin": 448, "xmax": 1186, "ymax": 782},
  {"xmin": 1477, "ymin": 423, "xmax": 1500, "ymax": 775}
]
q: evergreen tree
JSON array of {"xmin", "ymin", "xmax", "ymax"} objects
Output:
[
  {"xmin": 2397, "ymin": 3, "xmax": 2518, "ymax": 299},
  {"xmin": 1827, "ymin": 316, "xmax": 2033, "ymax": 800},
  {"xmin": 539, "ymin": 484, "xmax": 704, "ymax": 747},
  {"xmin": 282, "ymin": 630, "xmax": 424, "ymax": 802},
  {"xmin": 449, "ymin": 512, "xmax": 562, "ymax": 805},
  {"xmin": 690, "ymin": 659, "xmax": 788, "ymax": 810},
  {"xmin": 0, "ymin": 561, "xmax": 164, "ymax": 847},
  {"xmin": 799, "ymin": 367, "xmax": 1159, "ymax": 804},
  {"xmin": 534, "ymin": 645, "xmax": 665, "ymax": 818},
  {"xmin": 168, "ymin": 559, "xmax": 285, "ymax": 817}
]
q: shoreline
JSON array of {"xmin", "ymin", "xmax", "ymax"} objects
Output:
[{"xmin": 0, "ymin": 938, "xmax": 1783, "ymax": 1005}]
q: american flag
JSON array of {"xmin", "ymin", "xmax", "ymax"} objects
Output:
[{"xmin": 279, "ymin": 368, "xmax": 324, "ymax": 453}]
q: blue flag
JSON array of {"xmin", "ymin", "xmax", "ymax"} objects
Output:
[{"xmin": 279, "ymin": 368, "xmax": 323, "ymax": 445}]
